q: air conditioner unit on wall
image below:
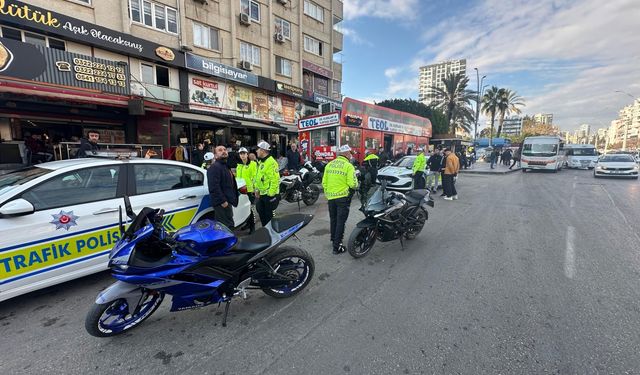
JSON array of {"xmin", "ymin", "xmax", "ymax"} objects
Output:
[
  {"xmin": 274, "ymin": 33, "xmax": 285, "ymax": 43},
  {"xmin": 239, "ymin": 13, "xmax": 251, "ymax": 26},
  {"xmin": 240, "ymin": 61, "xmax": 253, "ymax": 71},
  {"xmin": 277, "ymin": 0, "xmax": 288, "ymax": 5}
]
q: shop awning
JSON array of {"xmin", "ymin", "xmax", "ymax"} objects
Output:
[
  {"xmin": 277, "ymin": 124, "xmax": 299, "ymax": 134},
  {"xmin": 230, "ymin": 118, "xmax": 285, "ymax": 132},
  {"xmin": 171, "ymin": 111, "xmax": 236, "ymax": 126}
]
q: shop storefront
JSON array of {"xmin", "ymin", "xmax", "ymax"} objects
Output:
[{"xmin": 298, "ymin": 97, "xmax": 432, "ymax": 162}]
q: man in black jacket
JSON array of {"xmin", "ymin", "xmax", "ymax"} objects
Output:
[
  {"xmin": 427, "ymin": 149, "xmax": 443, "ymax": 193},
  {"xmin": 286, "ymin": 143, "xmax": 301, "ymax": 171},
  {"xmin": 76, "ymin": 130, "xmax": 100, "ymax": 158},
  {"xmin": 207, "ymin": 145, "xmax": 238, "ymax": 229}
]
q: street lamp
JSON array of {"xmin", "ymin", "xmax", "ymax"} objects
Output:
[
  {"xmin": 615, "ymin": 90, "xmax": 637, "ymax": 151},
  {"xmin": 474, "ymin": 67, "xmax": 486, "ymax": 146}
]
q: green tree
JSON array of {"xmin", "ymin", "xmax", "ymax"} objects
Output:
[
  {"xmin": 496, "ymin": 89, "xmax": 525, "ymax": 138},
  {"xmin": 481, "ymin": 86, "xmax": 502, "ymax": 146},
  {"xmin": 429, "ymin": 72, "xmax": 477, "ymax": 133},
  {"xmin": 375, "ymin": 98, "xmax": 449, "ymax": 134}
]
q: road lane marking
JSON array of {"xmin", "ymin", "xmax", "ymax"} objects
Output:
[
  {"xmin": 569, "ymin": 194, "xmax": 575, "ymax": 208},
  {"xmin": 565, "ymin": 226, "xmax": 576, "ymax": 279}
]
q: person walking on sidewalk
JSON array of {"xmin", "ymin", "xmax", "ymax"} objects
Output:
[
  {"xmin": 322, "ymin": 145, "xmax": 358, "ymax": 255},
  {"xmin": 254, "ymin": 141, "xmax": 280, "ymax": 226},
  {"xmin": 207, "ymin": 145, "xmax": 238, "ymax": 229},
  {"xmin": 427, "ymin": 149, "xmax": 442, "ymax": 193},
  {"xmin": 237, "ymin": 147, "xmax": 257, "ymax": 233},
  {"xmin": 442, "ymin": 148, "xmax": 460, "ymax": 201},
  {"xmin": 510, "ymin": 147, "xmax": 521, "ymax": 169},
  {"xmin": 412, "ymin": 147, "xmax": 427, "ymax": 189}
]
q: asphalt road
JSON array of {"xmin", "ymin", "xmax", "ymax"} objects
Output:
[{"xmin": 1, "ymin": 169, "xmax": 640, "ymax": 374}]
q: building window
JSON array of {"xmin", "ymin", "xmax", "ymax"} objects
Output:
[
  {"xmin": 274, "ymin": 18, "xmax": 291, "ymax": 39},
  {"xmin": 240, "ymin": 42, "xmax": 260, "ymax": 66},
  {"xmin": 303, "ymin": 35, "xmax": 322, "ymax": 56},
  {"xmin": 129, "ymin": 0, "xmax": 178, "ymax": 34},
  {"xmin": 141, "ymin": 63, "xmax": 170, "ymax": 87},
  {"xmin": 304, "ymin": 0, "xmax": 324, "ymax": 22},
  {"xmin": 276, "ymin": 56, "xmax": 292, "ymax": 77},
  {"xmin": 0, "ymin": 27, "xmax": 65, "ymax": 51},
  {"xmin": 240, "ymin": 0, "xmax": 260, "ymax": 22},
  {"xmin": 193, "ymin": 23, "xmax": 219, "ymax": 50}
]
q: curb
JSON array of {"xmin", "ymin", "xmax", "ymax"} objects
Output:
[{"xmin": 459, "ymin": 167, "xmax": 521, "ymax": 175}]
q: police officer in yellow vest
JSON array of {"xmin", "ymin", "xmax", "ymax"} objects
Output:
[
  {"xmin": 412, "ymin": 147, "xmax": 427, "ymax": 189},
  {"xmin": 254, "ymin": 141, "xmax": 280, "ymax": 226},
  {"xmin": 322, "ymin": 145, "xmax": 358, "ymax": 254},
  {"xmin": 237, "ymin": 147, "xmax": 257, "ymax": 233}
]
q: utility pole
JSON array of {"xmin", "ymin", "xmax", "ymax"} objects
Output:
[{"xmin": 473, "ymin": 68, "xmax": 485, "ymax": 147}]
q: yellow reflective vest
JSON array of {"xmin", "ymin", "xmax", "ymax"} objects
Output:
[
  {"xmin": 322, "ymin": 155, "xmax": 358, "ymax": 200},
  {"xmin": 413, "ymin": 152, "xmax": 426, "ymax": 174},
  {"xmin": 236, "ymin": 160, "xmax": 257, "ymax": 192},
  {"xmin": 255, "ymin": 155, "xmax": 280, "ymax": 196}
]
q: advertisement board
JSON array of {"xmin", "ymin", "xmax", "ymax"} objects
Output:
[
  {"xmin": 298, "ymin": 112, "xmax": 340, "ymax": 130},
  {"xmin": 186, "ymin": 53, "xmax": 258, "ymax": 86},
  {"xmin": 312, "ymin": 146, "xmax": 336, "ymax": 161},
  {"xmin": 341, "ymin": 97, "xmax": 432, "ymax": 137}
]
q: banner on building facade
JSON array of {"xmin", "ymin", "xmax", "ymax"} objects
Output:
[
  {"xmin": 188, "ymin": 75, "xmax": 306, "ymax": 124},
  {"xmin": 0, "ymin": 0, "xmax": 183, "ymax": 67},
  {"xmin": 367, "ymin": 116, "xmax": 426, "ymax": 137},
  {"xmin": 302, "ymin": 60, "xmax": 333, "ymax": 79},
  {"xmin": 298, "ymin": 112, "xmax": 340, "ymax": 130},
  {"xmin": 275, "ymin": 81, "xmax": 303, "ymax": 99},
  {"xmin": 185, "ymin": 53, "xmax": 258, "ymax": 87},
  {"xmin": 0, "ymin": 37, "xmax": 130, "ymax": 95}
]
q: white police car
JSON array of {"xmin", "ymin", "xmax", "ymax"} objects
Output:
[{"xmin": 0, "ymin": 158, "xmax": 251, "ymax": 302}]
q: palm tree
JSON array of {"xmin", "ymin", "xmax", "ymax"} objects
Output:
[
  {"xmin": 481, "ymin": 86, "xmax": 503, "ymax": 146},
  {"xmin": 496, "ymin": 89, "xmax": 525, "ymax": 138},
  {"xmin": 429, "ymin": 72, "xmax": 477, "ymax": 134}
]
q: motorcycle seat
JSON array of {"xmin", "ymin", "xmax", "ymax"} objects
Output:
[
  {"xmin": 231, "ymin": 228, "xmax": 272, "ymax": 253},
  {"xmin": 271, "ymin": 214, "xmax": 312, "ymax": 233},
  {"xmin": 405, "ymin": 189, "xmax": 430, "ymax": 205}
]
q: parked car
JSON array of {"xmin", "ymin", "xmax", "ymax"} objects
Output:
[
  {"xmin": 377, "ymin": 156, "xmax": 416, "ymax": 191},
  {"xmin": 593, "ymin": 154, "xmax": 639, "ymax": 179},
  {"xmin": 0, "ymin": 157, "xmax": 251, "ymax": 302}
]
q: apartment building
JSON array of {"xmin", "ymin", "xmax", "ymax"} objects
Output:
[
  {"xmin": 533, "ymin": 113, "xmax": 553, "ymax": 126},
  {"xmin": 0, "ymin": 0, "xmax": 344, "ymax": 163},
  {"xmin": 501, "ymin": 116, "xmax": 523, "ymax": 136},
  {"xmin": 418, "ymin": 59, "xmax": 467, "ymax": 106}
]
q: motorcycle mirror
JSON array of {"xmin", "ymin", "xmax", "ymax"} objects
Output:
[{"xmin": 124, "ymin": 195, "xmax": 135, "ymax": 220}]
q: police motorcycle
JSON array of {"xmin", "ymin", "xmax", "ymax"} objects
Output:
[
  {"xmin": 85, "ymin": 197, "xmax": 315, "ymax": 337},
  {"xmin": 347, "ymin": 181, "xmax": 434, "ymax": 258},
  {"xmin": 278, "ymin": 161, "xmax": 321, "ymax": 206}
]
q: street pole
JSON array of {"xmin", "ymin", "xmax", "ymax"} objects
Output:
[{"xmin": 473, "ymin": 68, "xmax": 485, "ymax": 148}]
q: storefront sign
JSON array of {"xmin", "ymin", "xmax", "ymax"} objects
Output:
[
  {"xmin": 275, "ymin": 81, "xmax": 303, "ymax": 99},
  {"xmin": 313, "ymin": 146, "xmax": 336, "ymax": 161},
  {"xmin": 313, "ymin": 76, "xmax": 329, "ymax": 96},
  {"xmin": 185, "ymin": 53, "xmax": 258, "ymax": 87},
  {"xmin": 303, "ymin": 60, "xmax": 333, "ymax": 79},
  {"xmin": 367, "ymin": 116, "xmax": 425, "ymax": 137},
  {"xmin": 0, "ymin": 37, "xmax": 129, "ymax": 95},
  {"xmin": 298, "ymin": 112, "xmax": 340, "ymax": 130},
  {"xmin": 0, "ymin": 0, "xmax": 183, "ymax": 67},
  {"xmin": 312, "ymin": 93, "xmax": 342, "ymax": 109}
]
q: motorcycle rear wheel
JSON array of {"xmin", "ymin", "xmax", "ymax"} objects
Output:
[
  {"xmin": 303, "ymin": 185, "xmax": 320, "ymax": 206},
  {"xmin": 261, "ymin": 246, "xmax": 315, "ymax": 298},
  {"xmin": 348, "ymin": 227, "xmax": 377, "ymax": 258},
  {"xmin": 85, "ymin": 290, "xmax": 164, "ymax": 337},
  {"xmin": 404, "ymin": 209, "xmax": 427, "ymax": 240}
]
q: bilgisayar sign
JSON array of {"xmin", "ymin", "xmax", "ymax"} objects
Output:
[
  {"xmin": 186, "ymin": 53, "xmax": 258, "ymax": 87},
  {"xmin": 0, "ymin": 37, "xmax": 130, "ymax": 95},
  {"xmin": 0, "ymin": 0, "xmax": 183, "ymax": 67}
]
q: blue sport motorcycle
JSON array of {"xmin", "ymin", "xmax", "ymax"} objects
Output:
[{"xmin": 85, "ymin": 198, "xmax": 315, "ymax": 337}]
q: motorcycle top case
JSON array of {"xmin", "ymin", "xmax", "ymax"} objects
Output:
[{"xmin": 174, "ymin": 220, "xmax": 237, "ymax": 256}]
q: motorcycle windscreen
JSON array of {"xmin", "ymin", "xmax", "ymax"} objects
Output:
[{"xmin": 364, "ymin": 186, "xmax": 386, "ymax": 212}]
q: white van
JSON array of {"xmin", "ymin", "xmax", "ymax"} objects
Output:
[
  {"xmin": 564, "ymin": 144, "xmax": 598, "ymax": 169},
  {"xmin": 521, "ymin": 136, "xmax": 564, "ymax": 172}
]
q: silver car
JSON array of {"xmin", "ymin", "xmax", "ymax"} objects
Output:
[
  {"xmin": 593, "ymin": 154, "xmax": 639, "ymax": 179},
  {"xmin": 377, "ymin": 156, "xmax": 417, "ymax": 191}
]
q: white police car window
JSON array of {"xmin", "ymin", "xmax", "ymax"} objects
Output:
[
  {"xmin": 134, "ymin": 164, "xmax": 202, "ymax": 194},
  {"xmin": 22, "ymin": 166, "xmax": 120, "ymax": 211}
]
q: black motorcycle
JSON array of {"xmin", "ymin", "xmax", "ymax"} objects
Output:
[
  {"xmin": 279, "ymin": 161, "xmax": 321, "ymax": 206},
  {"xmin": 347, "ymin": 181, "xmax": 434, "ymax": 258}
]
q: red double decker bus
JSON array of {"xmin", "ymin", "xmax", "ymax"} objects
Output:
[{"xmin": 298, "ymin": 97, "xmax": 432, "ymax": 162}]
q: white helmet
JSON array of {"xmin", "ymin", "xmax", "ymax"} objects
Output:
[
  {"xmin": 257, "ymin": 141, "xmax": 271, "ymax": 151},
  {"xmin": 204, "ymin": 152, "xmax": 214, "ymax": 161}
]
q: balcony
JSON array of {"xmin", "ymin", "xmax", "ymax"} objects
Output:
[
  {"xmin": 333, "ymin": 0, "xmax": 343, "ymax": 18},
  {"xmin": 333, "ymin": 30, "xmax": 343, "ymax": 53},
  {"xmin": 131, "ymin": 82, "xmax": 181, "ymax": 103}
]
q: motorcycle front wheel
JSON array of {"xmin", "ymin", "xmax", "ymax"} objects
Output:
[
  {"xmin": 302, "ymin": 185, "xmax": 320, "ymax": 206},
  {"xmin": 261, "ymin": 246, "xmax": 315, "ymax": 298},
  {"xmin": 348, "ymin": 226, "xmax": 377, "ymax": 258},
  {"xmin": 85, "ymin": 290, "xmax": 164, "ymax": 337}
]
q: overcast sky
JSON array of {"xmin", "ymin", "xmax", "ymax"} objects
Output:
[{"xmin": 340, "ymin": 0, "xmax": 640, "ymax": 132}]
